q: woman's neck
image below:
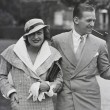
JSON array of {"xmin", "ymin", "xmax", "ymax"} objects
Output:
[
  {"xmin": 26, "ymin": 45, "xmax": 41, "ymax": 64},
  {"xmin": 27, "ymin": 45, "xmax": 40, "ymax": 53}
]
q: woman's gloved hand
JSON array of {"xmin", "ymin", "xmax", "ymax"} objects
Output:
[
  {"xmin": 27, "ymin": 82, "xmax": 40, "ymax": 102},
  {"xmin": 39, "ymin": 81, "xmax": 50, "ymax": 92}
]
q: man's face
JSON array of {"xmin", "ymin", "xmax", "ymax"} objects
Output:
[{"xmin": 76, "ymin": 10, "xmax": 96, "ymax": 35}]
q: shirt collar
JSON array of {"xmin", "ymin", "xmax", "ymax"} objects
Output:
[
  {"xmin": 73, "ymin": 29, "xmax": 81, "ymax": 40},
  {"xmin": 72, "ymin": 29, "xmax": 88, "ymax": 40}
]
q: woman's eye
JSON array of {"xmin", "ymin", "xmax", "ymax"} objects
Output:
[
  {"xmin": 36, "ymin": 30, "xmax": 43, "ymax": 35},
  {"xmin": 37, "ymin": 32, "xmax": 42, "ymax": 35}
]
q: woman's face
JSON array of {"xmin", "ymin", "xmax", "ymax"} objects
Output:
[{"xmin": 28, "ymin": 29, "xmax": 44, "ymax": 48}]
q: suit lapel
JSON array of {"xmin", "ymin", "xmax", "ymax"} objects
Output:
[
  {"xmin": 61, "ymin": 31, "xmax": 77, "ymax": 67},
  {"xmin": 71, "ymin": 34, "xmax": 99, "ymax": 78}
]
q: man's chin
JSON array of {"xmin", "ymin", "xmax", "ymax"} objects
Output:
[
  {"xmin": 87, "ymin": 32, "xmax": 92, "ymax": 34},
  {"xmin": 87, "ymin": 30, "xmax": 92, "ymax": 34}
]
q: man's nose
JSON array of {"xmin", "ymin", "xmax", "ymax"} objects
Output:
[{"xmin": 90, "ymin": 21, "xmax": 95, "ymax": 26}]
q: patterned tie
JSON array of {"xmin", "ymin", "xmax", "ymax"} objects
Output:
[{"xmin": 76, "ymin": 36, "xmax": 85, "ymax": 61}]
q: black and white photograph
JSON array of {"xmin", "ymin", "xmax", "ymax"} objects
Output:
[{"xmin": 0, "ymin": 0, "xmax": 110, "ymax": 110}]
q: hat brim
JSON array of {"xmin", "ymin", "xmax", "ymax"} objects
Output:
[{"xmin": 24, "ymin": 25, "xmax": 48, "ymax": 36}]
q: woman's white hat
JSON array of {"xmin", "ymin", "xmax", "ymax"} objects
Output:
[{"xmin": 24, "ymin": 18, "xmax": 48, "ymax": 36}]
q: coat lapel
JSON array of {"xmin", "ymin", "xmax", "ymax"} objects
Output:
[
  {"xmin": 1, "ymin": 46, "xmax": 40, "ymax": 80},
  {"xmin": 11, "ymin": 55, "xmax": 41, "ymax": 80},
  {"xmin": 61, "ymin": 31, "xmax": 77, "ymax": 67},
  {"xmin": 71, "ymin": 34, "xmax": 99, "ymax": 78}
]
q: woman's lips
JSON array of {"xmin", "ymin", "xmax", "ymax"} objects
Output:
[{"xmin": 32, "ymin": 40, "xmax": 40, "ymax": 43}]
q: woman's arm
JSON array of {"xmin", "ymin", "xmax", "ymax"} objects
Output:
[
  {"xmin": 49, "ymin": 60, "xmax": 63, "ymax": 93},
  {"xmin": 0, "ymin": 56, "xmax": 16, "ymax": 98}
]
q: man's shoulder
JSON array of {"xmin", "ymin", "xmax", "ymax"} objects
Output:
[
  {"xmin": 90, "ymin": 34, "xmax": 106, "ymax": 44},
  {"xmin": 52, "ymin": 31, "xmax": 71, "ymax": 40}
]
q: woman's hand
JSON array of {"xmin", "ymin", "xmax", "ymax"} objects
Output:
[
  {"xmin": 27, "ymin": 82, "xmax": 40, "ymax": 102},
  {"xmin": 10, "ymin": 92, "xmax": 19, "ymax": 103},
  {"xmin": 39, "ymin": 81, "xmax": 50, "ymax": 92},
  {"xmin": 10, "ymin": 92, "xmax": 19, "ymax": 110}
]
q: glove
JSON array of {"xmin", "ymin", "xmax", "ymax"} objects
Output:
[
  {"xmin": 27, "ymin": 82, "xmax": 40, "ymax": 102},
  {"xmin": 38, "ymin": 83, "xmax": 54, "ymax": 101},
  {"xmin": 46, "ymin": 84, "xmax": 55, "ymax": 97},
  {"xmin": 38, "ymin": 92, "xmax": 45, "ymax": 102}
]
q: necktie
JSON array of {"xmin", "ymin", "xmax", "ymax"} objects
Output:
[{"xmin": 76, "ymin": 36, "xmax": 85, "ymax": 60}]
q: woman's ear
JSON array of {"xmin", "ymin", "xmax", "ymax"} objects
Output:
[{"xmin": 73, "ymin": 17, "xmax": 79, "ymax": 24}]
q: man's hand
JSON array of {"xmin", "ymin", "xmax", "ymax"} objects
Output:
[
  {"xmin": 39, "ymin": 81, "xmax": 50, "ymax": 92},
  {"xmin": 53, "ymin": 83, "xmax": 63, "ymax": 93}
]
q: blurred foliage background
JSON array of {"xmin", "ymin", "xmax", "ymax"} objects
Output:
[{"xmin": 0, "ymin": 0, "xmax": 110, "ymax": 39}]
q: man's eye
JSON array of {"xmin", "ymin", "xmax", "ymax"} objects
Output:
[
  {"xmin": 93, "ymin": 19, "xmax": 96, "ymax": 23},
  {"xmin": 87, "ymin": 19, "xmax": 96, "ymax": 23},
  {"xmin": 87, "ymin": 19, "xmax": 91, "ymax": 22}
]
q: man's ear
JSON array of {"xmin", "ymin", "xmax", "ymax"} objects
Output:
[{"xmin": 73, "ymin": 17, "xmax": 79, "ymax": 24}]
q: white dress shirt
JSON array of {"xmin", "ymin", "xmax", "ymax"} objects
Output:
[{"xmin": 72, "ymin": 30, "xmax": 87, "ymax": 53}]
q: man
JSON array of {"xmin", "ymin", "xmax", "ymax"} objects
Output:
[{"xmin": 52, "ymin": 2, "xmax": 110, "ymax": 110}]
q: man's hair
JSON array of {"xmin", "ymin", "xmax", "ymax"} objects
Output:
[{"xmin": 73, "ymin": 3, "xmax": 95, "ymax": 19}]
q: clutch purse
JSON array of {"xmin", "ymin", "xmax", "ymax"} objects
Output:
[{"xmin": 46, "ymin": 61, "xmax": 60, "ymax": 82}]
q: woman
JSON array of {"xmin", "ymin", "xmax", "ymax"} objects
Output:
[{"xmin": 0, "ymin": 18, "xmax": 63, "ymax": 110}]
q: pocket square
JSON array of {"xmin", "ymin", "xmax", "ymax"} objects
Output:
[{"xmin": 94, "ymin": 52, "xmax": 99, "ymax": 57}]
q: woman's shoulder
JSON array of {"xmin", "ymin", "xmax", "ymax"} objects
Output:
[
  {"xmin": 49, "ymin": 45, "xmax": 62, "ymax": 58},
  {"xmin": 1, "ymin": 44, "xmax": 15, "ymax": 57}
]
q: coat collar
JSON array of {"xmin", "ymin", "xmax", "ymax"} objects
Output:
[
  {"xmin": 13, "ymin": 37, "xmax": 51, "ymax": 73},
  {"xmin": 1, "ymin": 44, "xmax": 41, "ymax": 79},
  {"xmin": 1, "ymin": 42, "xmax": 62, "ymax": 80}
]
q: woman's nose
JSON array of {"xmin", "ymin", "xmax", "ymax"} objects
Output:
[{"xmin": 34, "ymin": 33, "xmax": 39, "ymax": 38}]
